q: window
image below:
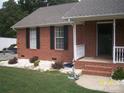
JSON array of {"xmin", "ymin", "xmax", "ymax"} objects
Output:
[
  {"xmin": 55, "ymin": 26, "xmax": 64, "ymax": 50},
  {"xmin": 30, "ymin": 28, "xmax": 37, "ymax": 49}
]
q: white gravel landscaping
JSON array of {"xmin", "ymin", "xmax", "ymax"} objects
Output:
[
  {"xmin": 60, "ymin": 67, "xmax": 82, "ymax": 76},
  {"xmin": 0, "ymin": 59, "xmax": 55, "ymax": 71},
  {"xmin": 0, "ymin": 59, "xmax": 82, "ymax": 75}
]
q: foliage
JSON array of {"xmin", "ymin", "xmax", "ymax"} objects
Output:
[
  {"xmin": 0, "ymin": 67, "xmax": 104, "ymax": 93},
  {"xmin": 18, "ymin": 0, "xmax": 78, "ymax": 13},
  {"xmin": 48, "ymin": 0, "xmax": 78, "ymax": 6},
  {"xmin": 18, "ymin": 0, "xmax": 46, "ymax": 13},
  {"xmin": 8, "ymin": 57, "xmax": 18, "ymax": 64},
  {"xmin": 52, "ymin": 62, "xmax": 63, "ymax": 69},
  {"xmin": 112, "ymin": 67, "xmax": 124, "ymax": 80},
  {"xmin": 29, "ymin": 56, "xmax": 39, "ymax": 63},
  {"xmin": 0, "ymin": 0, "xmax": 28, "ymax": 37},
  {"xmin": 34, "ymin": 60, "xmax": 40, "ymax": 67}
]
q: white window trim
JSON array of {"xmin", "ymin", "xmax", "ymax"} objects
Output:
[
  {"xmin": 54, "ymin": 26, "xmax": 64, "ymax": 50},
  {"xmin": 29, "ymin": 27, "xmax": 37, "ymax": 49}
]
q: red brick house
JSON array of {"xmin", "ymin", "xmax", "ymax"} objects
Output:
[{"xmin": 12, "ymin": 0, "xmax": 124, "ymax": 76}]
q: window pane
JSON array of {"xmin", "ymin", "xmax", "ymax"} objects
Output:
[
  {"xmin": 30, "ymin": 28, "xmax": 36, "ymax": 49},
  {"xmin": 56, "ymin": 30, "xmax": 59, "ymax": 37},
  {"xmin": 55, "ymin": 26, "xmax": 64, "ymax": 49},
  {"xmin": 56, "ymin": 38, "xmax": 64, "ymax": 49},
  {"xmin": 59, "ymin": 28, "xmax": 64, "ymax": 37},
  {"xmin": 55, "ymin": 27, "xmax": 64, "ymax": 37}
]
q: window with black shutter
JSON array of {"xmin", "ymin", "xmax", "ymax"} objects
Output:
[
  {"xmin": 26, "ymin": 27, "xmax": 40, "ymax": 49},
  {"xmin": 52, "ymin": 25, "xmax": 68, "ymax": 50}
]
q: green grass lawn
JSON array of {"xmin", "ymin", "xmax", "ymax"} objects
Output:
[{"xmin": 0, "ymin": 67, "xmax": 106, "ymax": 93}]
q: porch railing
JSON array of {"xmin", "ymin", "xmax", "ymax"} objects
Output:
[
  {"xmin": 114, "ymin": 46, "xmax": 124, "ymax": 63},
  {"xmin": 76, "ymin": 44, "xmax": 85, "ymax": 59}
]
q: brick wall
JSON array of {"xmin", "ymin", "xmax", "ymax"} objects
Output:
[
  {"xmin": 76, "ymin": 20, "xmax": 124, "ymax": 57},
  {"xmin": 17, "ymin": 26, "xmax": 73, "ymax": 62},
  {"xmin": 17, "ymin": 20, "xmax": 124, "ymax": 62},
  {"xmin": 116, "ymin": 19, "xmax": 124, "ymax": 46},
  {"xmin": 76, "ymin": 21, "xmax": 97, "ymax": 57}
]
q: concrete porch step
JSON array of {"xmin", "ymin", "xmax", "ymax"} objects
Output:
[
  {"xmin": 82, "ymin": 61, "xmax": 113, "ymax": 67},
  {"xmin": 82, "ymin": 69, "xmax": 112, "ymax": 77},
  {"xmin": 83, "ymin": 63, "xmax": 113, "ymax": 76},
  {"xmin": 75, "ymin": 61, "xmax": 114, "ymax": 76},
  {"xmin": 85, "ymin": 64, "xmax": 113, "ymax": 72},
  {"xmin": 75, "ymin": 60, "xmax": 124, "ymax": 76}
]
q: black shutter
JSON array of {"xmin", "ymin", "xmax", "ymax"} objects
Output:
[
  {"xmin": 26, "ymin": 28, "xmax": 30, "ymax": 49},
  {"xmin": 36, "ymin": 27, "xmax": 40, "ymax": 49},
  {"xmin": 64, "ymin": 25, "xmax": 69, "ymax": 50},
  {"xmin": 50, "ymin": 26, "xmax": 54, "ymax": 49}
]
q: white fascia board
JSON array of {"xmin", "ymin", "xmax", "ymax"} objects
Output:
[
  {"xmin": 62, "ymin": 13, "xmax": 124, "ymax": 20},
  {"xmin": 12, "ymin": 22, "xmax": 74, "ymax": 29}
]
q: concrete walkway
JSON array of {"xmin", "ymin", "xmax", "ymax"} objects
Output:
[{"xmin": 76, "ymin": 75, "xmax": 124, "ymax": 93}]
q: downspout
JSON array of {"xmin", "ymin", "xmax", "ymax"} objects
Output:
[{"xmin": 113, "ymin": 19, "xmax": 116, "ymax": 63}]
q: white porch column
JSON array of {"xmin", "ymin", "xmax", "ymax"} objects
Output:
[
  {"xmin": 113, "ymin": 19, "xmax": 116, "ymax": 63},
  {"xmin": 73, "ymin": 24, "xmax": 77, "ymax": 61}
]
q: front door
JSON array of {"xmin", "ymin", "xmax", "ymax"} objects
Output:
[{"xmin": 98, "ymin": 23, "xmax": 113, "ymax": 57}]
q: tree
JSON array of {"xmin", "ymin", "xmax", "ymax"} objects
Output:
[
  {"xmin": 48, "ymin": 0, "xmax": 78, "ymax": 5},
  {"xmin": 18, "ymin": 0, "xmax": 78, "ymax": 13},
  {"xmin": 18, "ymin": 0, "xmax": 46, "ymax": 13},
  {"xmin": 0, "ymin": 0, "xmax": 28, "ymax": 37}
]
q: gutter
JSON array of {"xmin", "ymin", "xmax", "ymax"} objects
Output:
[
  {"xmin": 11, "ymin": 21, "xmax": 74, "ymax": 29},
  {"xmin": 62, "ymin": 13, "xmax": 124, "ymax": 20}
]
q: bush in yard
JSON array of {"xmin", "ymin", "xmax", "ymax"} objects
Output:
[
  {"xmin": 34, "ymin": 60, "xmax": 40, "ymax": 67},
  {"xmin": 52, "ymin": 62, "xmax": 63, "ymax": 69},
  {"xmin": 112, "ymin": 67, "xmax": 124, "ymax": 80},
  {"xmin": 8, "ymin": 57, "xmax": 18, "ymax": 64},
  {"xmin": 29, "ymin": 56, "xmax": 39, "ymax": 63}
]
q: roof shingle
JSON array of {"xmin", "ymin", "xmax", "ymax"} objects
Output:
[
  {"xmin": 64, "ymin": 0, "xmax": 124, "ymax": 18},
  {"xmin": 13, "ymin": 0, "xmax": 124, "ymax": 28},
  {"xmin": 12, "ymin": 3, "xmax": 76, "ymax": 28}
]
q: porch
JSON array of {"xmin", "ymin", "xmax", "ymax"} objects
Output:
[
  {"xmin": 75, "ymin": 57, "xmax": 124, "ymax": 76},
  {"xmin": 72, "ymin": 19, "xmax": 124, "ymax": 76},
  {"xmin": 73, "ymin": 19, "xmax": 124, "ymax": 64},
  {"xmin": 79, "ymin": 57, "xmax": 112, "ymax": 63}
]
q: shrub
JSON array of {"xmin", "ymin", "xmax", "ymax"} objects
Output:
[
  {"xmin": 8, "ymin": 57, "xmax": 18, "ymax": 64},
  {"xmin": 112, "ymin": 67, "xmax": 124, "ymax": 80},
  {"xmin": 29, "ymin": 56, "xmax": 39, "ymax": 63},
  {"xmin": 52, "ymin": 62, "xmax": 63, "ymax": 69},
  {"xmin": 34, "ymin": 60, "xmax": 40, "ymax": 67}
]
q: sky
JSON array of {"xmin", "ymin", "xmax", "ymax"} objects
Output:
[
  {"xmin": 0, "ymin": 0, "xmax": 17, "ymax": 8},
  {"xmin": 0, "ymin": 0, "xmax": 8, "ymax": 8}
]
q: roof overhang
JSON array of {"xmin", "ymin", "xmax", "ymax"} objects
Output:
[
  {"xmin": 12, "ymin": 21, "xmax": 74, "ymax": 29},
  {"xmin": 63, "ymin": 13, "xmax": 124, "ymax": 22}
]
